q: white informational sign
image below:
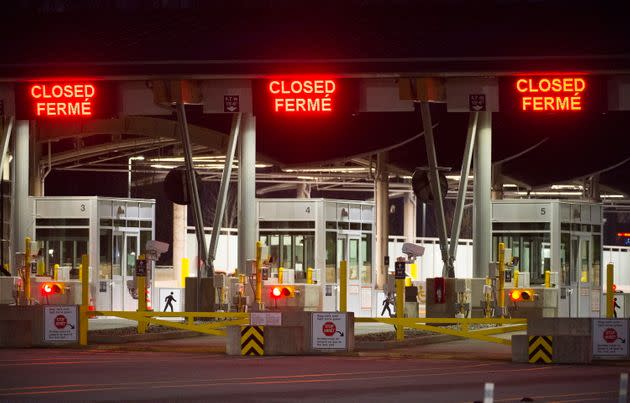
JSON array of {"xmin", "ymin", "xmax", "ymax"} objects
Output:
[
  {"xmin": 312, "ymin": 312, "xmax": 347, "ymax": 350},
  {"xmin": 250, "ymin": 312, "xmax": 282, "ymax": 326},
  {"xmin": 592, "ymin": 319, "xmax": 629, "ymax": 359},
  {"xmin": 159, "ymin": 288, "xmax": 183, "ymax": 312},
  {"xmin": 44, "ymin": 305, "xmax": 78, "ymax": 342}
]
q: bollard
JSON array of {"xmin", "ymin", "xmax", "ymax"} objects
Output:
[
  {"xmin": 306, "ymin": 267, "xmax": 313, "ymax": 284},
  {"xmin": 514, "ymin": 270, "xmax": 519, "ymax": 288},
  {"xmin": 395, "ymin": 277, "xmax": 405, "ymax": 341},
  {"xmin": 607, "ymin": 264, "xmax": 615, "ymax": 318},
  {"xmin": 545, "ymin": 270, "xmax": 551, "ymax": 288},
  {"xmin": 339, "ymin": 260, "xmax": 347, "ymax": 312},
  {"xmin": 25, "ymin": 237, "xmax": 31, "ymax": 304},
  {"xmin": 53, "ymin": 264, "xmax": 60, "ymax": 281},
  {"xmin": 498, "ymin": 242, "xmax": 505, "ymax": 318},
  {"xmin": 483, "ymin": 382, "xmax": 494, "ymax": 403},
  {"xmin": 255, "ymin": 241, "xmax": 263, "ymax": 310},
  {"xmin": 278, "ymin": 267, "xmax": 284, "ymax": 284},
  {"xmin": 79, "ymin": 254, "xmax": 89, "ymax": 346},
  {"xmin": 620, "ymin": 373, "xmax": 628, "ymax": 403}
]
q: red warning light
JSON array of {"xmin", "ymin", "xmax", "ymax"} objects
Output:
[
  {"xmin": 515, "ymin": 77, "xmax": 586, "ymax": 112},
  {"xmin": 41, "ymin": 282, "xmax": 62, "ymax": 295},
  {"xmin": 617, "ymin": 232, "xmax": 630, "ymax": 237},
  {"xmin": 272, "ymin": 286, "xmax": 282, "ymax": 298},
  {"xmin": 268, "ymin": 79, "xmax": 336, "ymax": 113},
  {"xmin": 510, "ymin": 290, "xmax": 522, "ymax": 302}
]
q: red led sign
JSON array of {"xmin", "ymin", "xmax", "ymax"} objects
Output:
[
  {"xmin": 515, "ymin": 77, "xmax": 586, "ymax": 112},
  {"xmin": 268, "ymin": 79, "xmax": 337, "ymax": 113},
  {"xmin": 30, "ymin": 83, "xmax": 96, "ymax": 117}
]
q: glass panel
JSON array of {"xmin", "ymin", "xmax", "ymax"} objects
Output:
[
  {"xmin": 125, "ymin": 236, "xmax": 137, "ymax": 277},
  {"xmin": 592, "ymin": 235, "xmax": 601, "ymax": 287},
  {"xmin": 561, "ymin": 233, "xmax": 571, "ymax": 285},
  {"xmin": 580, "ymin": 239, "xmax": 590, "ymax": 283},
  {"xmin": 304, "ymin": 234, "xmax": 315, "ymax": 271},
  {"xmin": 571, "ymin": 238, "xmax": 579, "ymax": 284},
  {"xmin": 349, "ymin": 238, "xmax": 359, "ymax": 280},
  {"xmin": 100, "ymin": 229, "xmax": 112, "ymax": 280},
  {"xmin": 113, "ymin": 234, "xmax": 122, "ymax": 276},
  {"xmin": 360, "ymin": 233, "xmax": 372, "ymax": 284},
  {"xmin": 281, "ymin": 235, "xmax": 293, "ymax": 269},
  {"xmin": 269, "ymin": 235, "xmax": 280, "ymax": 270},
  {"xmin": 325, "ymin": 232, "xmax": 336, "ymax": 283},
  {"xmin": 294, "ymin": 235, "xmax": 304, "ymax": 272}
]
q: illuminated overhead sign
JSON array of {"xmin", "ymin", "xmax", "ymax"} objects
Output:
[
  {"xmin": 500, "ymin": 76, "xmax": 605, "ymax": 113},
  {"xmin": 15, "ymin": 81, "xmax": 116, "ymax": 119},
  {"xmin": 268, "ymin": 79, "xmax": 337, "ymax": 113},
  {"xmin": 516, "ymin": 77, "xmax": 586, "ymax": 111}
]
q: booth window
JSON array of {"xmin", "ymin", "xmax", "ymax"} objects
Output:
[
  {"xmin": 348, "ymin": 238, "xmax": 359, "ymax": 280},
  {"xmin": 360, "ymin": 234, "xmax": 372, "ymax": 284},
  {"xmin": 100, "ymin": 229, "xmax": 113, "ymax": 280},
  {"xmin": 36, "ymin": 228, "xmax": 88, "ymax": 278},
  {"xmin": 492, "ymin": 233, "xmax": 550, "ymax": 285},
  {"xmin": 325, "ymin": 232, "xmax": 337, "ymax": 283}
]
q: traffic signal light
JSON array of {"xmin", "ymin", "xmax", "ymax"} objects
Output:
[
  {"xmin": 271, "ymin": 286, "xmax": 294, "ymax": 299},
  {"xmin": 41, "ymin": 282, "xmax": 63, "ymax": 296},
  {"xmin": 509, "ymin": 289, "xmax": 534, "ymax": 302}
]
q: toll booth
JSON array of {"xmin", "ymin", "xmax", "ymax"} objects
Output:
[
  {"xmin": 28, "ymin": 196, "xmax": 155, "ymax": 311},
  {"xmin": 257, "ymin": 198, "xmax": 375, "ymax": 317},
  {"xmin": 492, "ymin": 199, "xmax": 603, "ymax": 318}
]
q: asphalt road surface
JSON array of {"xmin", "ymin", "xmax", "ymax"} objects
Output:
[{"xmin": 0, "ymin": 349, "xmax": 627, "ymax": 402}]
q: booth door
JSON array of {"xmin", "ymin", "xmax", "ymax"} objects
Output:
[
  {"xmin": 337, "ymin": 234, "xmax": 361, "ymax": 314},
  {"xmin": 111, "ymin": 231, "xmax": 140, "ymax": 311},
  {"xmin": 569, "ymin": 235, "xmax": 592, "ymax": 317}
]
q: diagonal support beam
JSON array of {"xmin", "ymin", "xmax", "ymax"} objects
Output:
[
  {"xmin": 419, "ymin": 102, "xmax": 450, "ymax": 277},
  {"xmin": 448, "ymin": 112, "xmax": 479, "ymax": 273},
  {"xmin": 207, "ymin": 113, "xmax": 242, "ymax": 277}
]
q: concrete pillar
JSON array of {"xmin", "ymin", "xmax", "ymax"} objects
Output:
[
  {"xmin": 375, "ymin": 152, "xmax": 389, "ymax": 290},
  {"xmin": 11, "ymin": 120, "xmax": 30, "ymax": 271},
  {"xmin": 403, "ymin": 193, "xmax": 416, "ymax": 243},
  {"xmin": 296, "ymin": 183, "xmax": 311, "ymax": 198},
  {"xmin": 473, "ymin": 112, "xmax": 492, "ymax": 279},
  {"xmin": 29, "ymin": 128, "xmax": 42, "ymax": 197},
  {"xmin": 172, "ymin": 203, "xmax": 187, "ymax": 285},
  {"xmin": 238, "ymin": 114, "xmax": 256, "ymax": 275}
]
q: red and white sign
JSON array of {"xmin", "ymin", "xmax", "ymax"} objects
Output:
[
  {"xmin": 593, "ymin": 319, "xmax": 628, "ymax": 359},
  {"xmin": 44, "ymin": 305, "xmax": 77, "ymax": 342},
  {"xmin": 268, "ymin": 79, "xmax": 336, "ymax": 113},
  {"xmin": 54, "ymin": 314, "xmax": 68, "ymax": 329},
  {"xmin": 312, "ymin": 312, "xmax": 347, "ymax": 350},
  {"xmin": 322, "ymin": 321, "xmax": 336, "ymax": 336}
]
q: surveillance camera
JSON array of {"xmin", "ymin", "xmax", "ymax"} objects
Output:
[
  {"xmin": 145, "ymin": 240, "xmax": 169, "ymax": 254},
  {"xmin": 402, "ymin": 243, "xmax": 425, "ymax": 259}
]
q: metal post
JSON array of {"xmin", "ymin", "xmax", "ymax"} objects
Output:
[
  {"xmin": 419, "ymin": 102, "xmax": 450, "ymax": 277},
  {"xmin": 255, "ymin": 241, "xmax": 263, "ymax": 309},
  {"xmin": 175, "ymin": 103, "xmax": 208, "ymax": 272},
  {"xmin": 79, "ymin": 254, "xmax": 89, "ymax": 346},
  {"xmin": 395, "ymin": 277, "xmax": 405, "ymax": 341},
  {"xmin": 12, "ymin": 120, "xmax": 29, "ymax": 274},
  {"xmin": 473, "ymin": 112, "xmax": 492, "ymax": 278},
  {"xmin": 375, "ymin": 152, "xmax": 389, "ymax": 290},
  {"xmin": 238, "ymin": 114, "xmax": 256, "ymax": 276},
  {"xmin": 24, "ymin": 237, "xmax": 31, "ymax": 304},
  {"xmin": 607, "ymin": 263, "xmax": 615, "ymax": 318},
  {"xmin": 339, "ymin": 260, "xmax": 347, "ymax": 312},
  {"xmin": 137, "ymin": 271, "xmax": 147, "ymax": 334},
  {"xmin": 172, "ymin": 203, "xmax": 187, "ymax": 288},
  {"xmin": 208, "ymin": 113, "xmax": 241, "ymax": 276},
  {"xmin": 619, "ymin": 373, "xmax": 628, "ymax": 403},
  {"xmin": 498, "ymin": 242, "xmax": 505, "ymax": 318},
  {"xmin": 449, "ymin": 112, "xmax": 478, "ymax": 273},
  {"xmin": 403, "ymin": 193, "xmax": 416, "ymax": 243}
]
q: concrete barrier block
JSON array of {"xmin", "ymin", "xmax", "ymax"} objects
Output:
[
  {"xmin": 528, "ymin": 318, "xmax": 591, "ymax": 336},
  {"xmin": 225, "ymin": 326, "xmax": 241, "ymax": 356},
  {"xmin": 511, "ymin": 334, "xmax": 529, "ymax": 363},
  {"xmin": 554, "ymin": 335, "xmax": 592, "ymax": 364},
  {"xmin": 265, "ymin": 326, "xmax": 304, "ymax": 355}
]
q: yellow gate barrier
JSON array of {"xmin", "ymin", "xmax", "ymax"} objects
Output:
[
  {"xmin": 83, "ymin": 311, "xmax": 249, "ymax": 345},
  {"xmin": 355, "ymin": 317, "xmax": 527, "ymax": 345}
]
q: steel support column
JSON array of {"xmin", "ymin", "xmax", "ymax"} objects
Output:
[
  {"xmin": 11, "ymin": 120, "xmax": 30, "ymax": 272},
  {"xmin": 375, "ymin": 152, "xmax": 389, "ymax": 290},
  {"xmin": 208, "ymin": 113, "xmax": 242, "ymax": 276},
  {"xmin": 175, "ymin": 103, "xmax": 208, "ymax": 274},
  {"xmin": 419, "ymin": 102, "xmax": 450, "ymax": 277},
  {"xmin": 473, "ymin": 112, "xmax": 492, "ymax": 279},
  {"xmin": 172, "ymin": 202, "xmax": 187, "ymax": 287},
  {"xmin": 403, "ymin": 193, "xmax": 416, "ymax": 243},
  {"xmin": 448, "ymin": 112, "xmax": 478, "ymax": 272},
  {"xmin": 238, "ymin": 113, "xmax": 256, "ymax": 275}
]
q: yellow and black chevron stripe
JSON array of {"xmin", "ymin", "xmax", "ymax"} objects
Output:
[
  {"xmin": 528, "ymin": 335, "xmax": 552, "ymax": 364},
  {"xmin": 241, "ymin": 325, "xmax": 264, "ymax": 356}
]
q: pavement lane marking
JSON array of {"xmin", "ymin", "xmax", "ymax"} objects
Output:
[
  {"xmin": 0, "ymin": 364, "xmax": 552, "ymax": 397},
  {"xmin": 495, "ymin": 390, "xmax": 618, "ymax": 402}
]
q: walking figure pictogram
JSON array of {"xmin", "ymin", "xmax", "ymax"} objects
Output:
[
  {"xmin": 164, "ymin": 292, "xmax": 176, "ymax": 312},
  {"xmin": 381, "ymin": 292, "xmax": 394, "ymax": 317}
]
